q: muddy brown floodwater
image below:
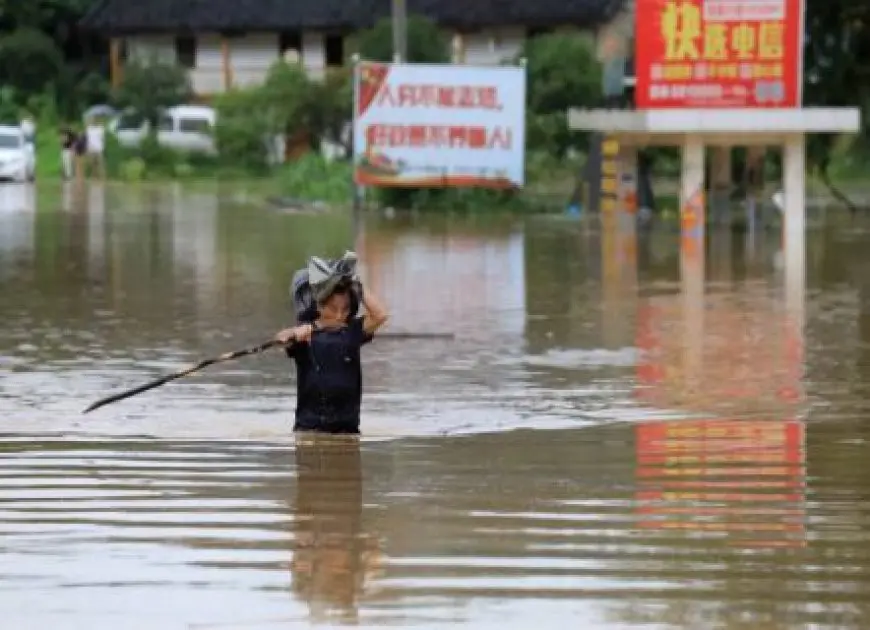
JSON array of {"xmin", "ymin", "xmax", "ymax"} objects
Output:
[{"xmin": 1, "ymin": 181, "xmax": 870, "ymax": 629}]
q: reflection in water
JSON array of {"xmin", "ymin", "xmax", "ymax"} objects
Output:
[
  {"xmin": 2, "ymin": 183, "xmax": 870, "ymax": 627},
  {"xmin": 0, "ymin": 184, "xmax": 35, "ymax": 270},
  {"xmin": 355, "ymin": 216, "xmax": 526, "ymax": 336},
  {"xmin": 635, "ymin": 419, "xmax": 806, "ymax": 548},
  {"xmin": 632, "ymin": 227, "xmax": 808, "ymax": 550},
  {"xmin": 634, "ymin": 227, "xmax": 806, "ymax": 418},
  {"xmin": 291, "ymin": 435, "xmax": 382, "ymax": 623}
]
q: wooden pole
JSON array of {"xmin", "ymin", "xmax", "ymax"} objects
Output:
[
  {"xmin": 109, "ymin": 38, "xmax": 122, "ymax": 89},
  {"xmin": 221, "ymin": 36, "xmax": 233, "ymax": 91},
  {"xmin": 391, "ymin": 0, "xmax": 406, "ymax": 62}
]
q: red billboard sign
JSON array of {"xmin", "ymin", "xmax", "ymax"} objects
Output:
[{"xmin": 634, "ymin": 0, "xmax": 802, "ymax": 108}]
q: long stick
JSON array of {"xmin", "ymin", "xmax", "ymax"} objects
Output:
[
  {"xmin": 82, "ymin": 339, "xmax": 284, "ymax": 414},
  {"xmin": 380, "ymin": 331, "xmax": 454, "ymax": 339},
  {"xmin": 82, "ymin": 330, "xmax": 454, "ymax": 414}
]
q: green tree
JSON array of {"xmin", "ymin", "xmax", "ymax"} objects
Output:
[
  {"xmin": 307, "ymin": 69, "xmax": 353, "ymax": 156},
  {"xmin": 259, "ymin": 60, "xmax": 313, "ymax": 134},
  {"xmin": 112, "ymin": 57, "xmax": 192, "ymax": 128},
  {"xmin": 519, "ymin": 32, "xmax": 602, "ymax": 157},
  {"xmin": 0, "ymin": 28, "xmax": 64, "ymax": 97},
  {"xmin": 214, "ymin": 60, "xmax": 332, "ymax": 169},
  {"xmin": 357, "ymin": 15, "xmax": 450, "ymax": 63},
  {"xmin": 801, "ymin": 1, "xmax": 870, "ymax": 210}
]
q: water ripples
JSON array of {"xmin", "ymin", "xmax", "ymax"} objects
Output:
[{"xmin": 0, "ymin": 422, "xmax": 869, "ymax": 628}]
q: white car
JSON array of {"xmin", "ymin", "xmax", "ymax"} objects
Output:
[
  {"xmin": 0, "ymin": 125, "xmax": 35, "ymax": 182},
  {"xmin": 110, "ymin": 105, "xmax": 217, "ymax": 155}
]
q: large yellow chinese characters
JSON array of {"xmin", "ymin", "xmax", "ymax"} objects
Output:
[
  {"xmin": 704, "ymin": 24, "xmax": 728, "ymax": 60},
  {"xmin": 661, "ymin": 0, "xmax": 702, "ymax": 60},
  {"xmin": 731, "ymin": 23, "xmax": 756, "ymax": 59},
  {"xmin": 758, "ymin": 21, "xmax": 785, "ymax": 59},
  {"xmin": 660, "ymin": 0, "xmax": 788, "ymax": 63}
]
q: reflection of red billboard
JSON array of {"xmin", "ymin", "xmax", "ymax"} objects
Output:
[
  {"xmin": 635, "ymin": 419, "xmax": 806, "ymax": 547},
  {"xmin": 635, "ymin": 293, "xmax": 804, "ymax": 414}
]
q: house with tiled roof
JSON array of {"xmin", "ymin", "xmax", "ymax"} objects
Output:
[{"xmin": 79, "ymin": 0, "xmax": 629, "ymax": 95}]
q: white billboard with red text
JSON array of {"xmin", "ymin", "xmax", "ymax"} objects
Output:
[{"xmin": 353, "ymin": 62, "xmax": 526, "ymax": 189}]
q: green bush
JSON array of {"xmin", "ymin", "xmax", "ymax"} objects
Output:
[
  {"xmin": 0, "ymin": 87, "xmax": 21, "ymax": 124},
  {"xmin": 102, "ymin": 130, "xmax": 221, "ymax": 181},
  {"xmin": 277, "ymin": 153, "xmax": 353, "ymax": 203},
  {"xmin": 120, "ymin": 157, "xmax": 146, "ymax": 181},
  {"xmin": 213, "ymin": 87, "xmax": 273, "ymax": 172},
  {"xmin": 308, "ymin": 69, "xmax": 353, "ymax": 155},
  {"xmin": 112, "ymin": 57, "xmax": 192, "ymax": 127}
]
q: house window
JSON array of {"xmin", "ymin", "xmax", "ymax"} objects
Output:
[
  {"xmin": 175, "ymin": 36, "xmax": 196, "ymax": 68},
  {"xmin": 325, "ymin": 35, "xmax": 344, "ymax": 67},
  {"xmin": 279, "ymin": 30, "xmax": 302, "ymax": 56}
]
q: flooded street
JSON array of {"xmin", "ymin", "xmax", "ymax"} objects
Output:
[{"xmin": 2, "ymin": 182, "xmax": 870, "ymax": 628}]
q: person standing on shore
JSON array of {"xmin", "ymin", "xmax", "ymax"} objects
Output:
[
  {"xmin": 60, "ymin": 126, "xmax": 76, "ymax": 180},
  {"xmin": 85, "ymin": 118, "xmax": 105, "ymax": 179},
  {"xmin": 73, "ymin": 124, "xmax": 88, "ymax": 183}
]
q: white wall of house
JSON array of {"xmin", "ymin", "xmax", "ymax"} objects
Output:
[
  {"xmin": 127, "ymin": 35, "xmax": 177, "ymax": 63},
  {"xmin": 125, "ymin": 32, "xmax": 322, "ymax": 93},
  {"xmin": 231, "ymin": 34, "xmax": 282, "ymax": 86},
  {"xmin": 457, "ymin": 28, "xmax": 525, "ymax": 65},
  {"xmin": 124, "ymin": 25, "xmax": 531, "ymax": 95},
  {"xmin": 190, "ymin": 35, "xmax": 224, "ymax": 94},
  {"xmin": 301, "ymin": 32, "xmax": 326, "ymax": 79}
]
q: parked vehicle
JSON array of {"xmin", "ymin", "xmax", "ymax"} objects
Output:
[
  {"xmin": 110, "ymin": 105, "xmax": 217, "ymax": 155},
  {"xmin": 82, "ymin": 104, "xmax": 119, "ymax": 123},
  {"xmin": 0, "ymin": 125, "xmax": 36, "ymax": 183}
]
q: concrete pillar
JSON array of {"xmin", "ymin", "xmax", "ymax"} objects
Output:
[
  {"xmin": 710, "ymin": 146, "xmax": 731, "ymax": 225},
  {"xmin": 783, "ymin": 133, "xmax": 806, "ymax": 332},
  {"xmin": 680, "ymin": 136, "xmax": 705, "ymax": 252},
  {"xmin": 600, "ymin": 142, "xmax": 638, "ymax": 349},
  {"xmin": 600, "ymin": 135, "xmax": 620, "ymax": 223}
]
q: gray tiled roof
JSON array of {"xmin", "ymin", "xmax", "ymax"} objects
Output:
[{"xmin": 80, "ymin": 0, "xmax": 625, "ymax": 33}]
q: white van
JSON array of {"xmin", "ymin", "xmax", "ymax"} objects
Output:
[{"xmin": 111, "ymin": 105, "xmax": 217, "ymax": 155}]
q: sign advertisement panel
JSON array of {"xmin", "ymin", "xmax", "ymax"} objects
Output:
[
  {"xmin": 353, "ymin": 62, "xmax": 526, "ymax": 188},
  {"xmin": 634, "ymin": 0, "xmax": 802, "ymax": 108}
]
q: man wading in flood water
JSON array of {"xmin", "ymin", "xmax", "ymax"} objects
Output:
[{"xmin": 275, "ymin": 254, "xmax": 388, "ymax": 434}]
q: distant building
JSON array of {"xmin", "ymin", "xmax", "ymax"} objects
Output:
[{"xmin": 79, "ymin": 0, "xmax": 626, "ymax": 95}]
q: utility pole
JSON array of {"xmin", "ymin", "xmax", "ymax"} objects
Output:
[{"xmin": 391, "ymin": 0, "xmax": 407, "ymax": 62}]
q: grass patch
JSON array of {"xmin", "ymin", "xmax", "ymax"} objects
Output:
[{"xmin": 34, "ymin": 123, "xmax": 63, "ymax": 180}]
